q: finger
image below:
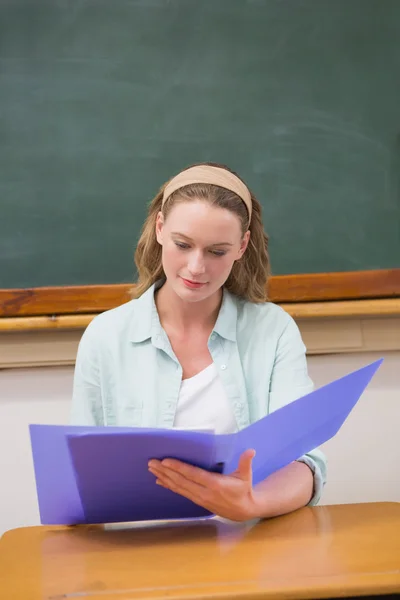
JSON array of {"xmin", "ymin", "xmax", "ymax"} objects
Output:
[
  {"xmin": 155, "ymin": 467, "xmax": 207, "ymax": 498},
  {"xmin": 149, "ymin": 459, "xmax": 193, "ymax": 480},
  {"xmin": 237, "ymin": 449, "xmax": 256, "ymax": 483},
  {"xmin": 149, "ymin": 463, "xmax": 194, "ymax": 484},
  {"xmin": 159, "ymin": 459, "xmax": 219, "ymax": 488},
  {"xmin": 148, "ymin": 463, "xmax": 182, "ymax": 482},
  {"xmin": 148, "ymin": 464, "xmax": 163, "ymax": 477}
]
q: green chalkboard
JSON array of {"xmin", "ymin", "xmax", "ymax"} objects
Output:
[{"xmin": 1, "ymin": 0, "xmax": 399, "ymax": 289}]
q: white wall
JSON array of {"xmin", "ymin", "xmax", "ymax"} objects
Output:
[
  {"xmin": 309, "ymin": 351, "xmax": 400, "ymax": 505},
  {"xmin": 0, "ymin": 351, "xmax": 399, "ymax": 537}
]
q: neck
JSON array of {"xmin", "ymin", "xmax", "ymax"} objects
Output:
[{"xmin": 155, "ymin": 281, "xmax": 222, "ymax": 336}]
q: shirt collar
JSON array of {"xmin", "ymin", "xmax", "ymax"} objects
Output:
[
  {"xmin": 128, "ymin": 281, "xmax": 238, "ymax": 343},
  {"xmin": 212, "ymin": 287, "xmax": 238, "ymax": 342}
]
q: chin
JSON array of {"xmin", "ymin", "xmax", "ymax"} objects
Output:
[
  {"xmin": 177, "ymin": 287, "xmax": 210, "ymax": 303},
  {"xmin": 174, "ymin": 277, "xmax": 218, "ymax": 303}
]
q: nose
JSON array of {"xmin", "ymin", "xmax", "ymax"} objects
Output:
[{"xmin": 187, "ymin": 250, "xmax": 206, "ymax": 277}]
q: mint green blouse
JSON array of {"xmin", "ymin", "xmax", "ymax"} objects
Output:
[{"xmin": 71, "ymin": 282, "xmax": 327, "ymax": 505}]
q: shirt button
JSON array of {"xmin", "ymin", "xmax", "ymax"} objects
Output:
[
  {"xmin": 211, "ymin": 333, "xmax": 216, "ymax": 340},
  {"xmin": 220, "ymin": 364, "xmax": 227, "ymax": 370}
]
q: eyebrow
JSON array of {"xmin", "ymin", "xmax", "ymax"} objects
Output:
[{"xmin": 171, "ymin": 232, "xmax": 233, "ymax": 247}]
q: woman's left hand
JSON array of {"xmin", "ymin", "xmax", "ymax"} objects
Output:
[{"xmin": 148, "ymin": 449, "xmax": 258, "ymax": 522}]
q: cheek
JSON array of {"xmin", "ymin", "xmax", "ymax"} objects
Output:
[
  {"xmin": 162, "ymin": 244, "xmax": 184, "ymax": 270},
  {"xmin": 209, "ymin": 255, "xmax": 235, "ymax": 277}
]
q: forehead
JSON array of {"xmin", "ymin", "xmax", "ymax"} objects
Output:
[{"xmin": 165, "ymin": 201, "xmax": 242, "ymax": 239}]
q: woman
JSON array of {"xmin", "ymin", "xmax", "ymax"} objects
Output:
[{"xmin": 71, "ymin": 162, "xmax": 326, "ymax": 522}]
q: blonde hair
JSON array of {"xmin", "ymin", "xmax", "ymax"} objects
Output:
[{"xmin": 133, "ymin": 162, "xmax": 270, "ymax": 303}]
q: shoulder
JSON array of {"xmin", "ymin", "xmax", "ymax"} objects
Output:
[
  {"xmin": 236, "ymin": 296, "xmax": 295, "ymax": 337},
  {"xmin": 233, "ymin": 296, "xmax": 306, "ymax": 356},
  {"xmin": 78, "ymin": 298, "xmax": 140, "ymax": 348},
  {"xmin": 87, "ymin": 299, "xmax": 137, "ymax": 331},
  {"xmin": 81, "ymin": 282, "xmax": 157, "ymax": 343}
]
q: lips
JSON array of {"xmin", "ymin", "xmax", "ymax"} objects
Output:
[{"xmin": 181, "ymin": 277, "xmax": 207, "ymax": 289}]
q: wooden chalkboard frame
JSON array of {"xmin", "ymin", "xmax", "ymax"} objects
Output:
[{"xmin": 0, "ymin": 269, "xmax": 399, "ymax": 320}]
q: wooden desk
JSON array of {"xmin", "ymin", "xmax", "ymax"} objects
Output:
[{"xmin": 1, "ymin": 502, "xmax": 399, "ymax": 600}]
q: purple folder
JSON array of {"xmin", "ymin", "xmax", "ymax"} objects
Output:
[{"xmin": 30, "ymin": 358, "xmax": 382, "ymax": 525}]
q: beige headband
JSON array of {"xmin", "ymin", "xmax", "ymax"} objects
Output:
[{"xmin": 162, "ymin": 165, "xmax": 252, "ymax": 225}]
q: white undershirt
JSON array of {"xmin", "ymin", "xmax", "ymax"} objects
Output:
[{"xmin": 173, "ymin": 363, "xmax": 237, "ymax": 434}]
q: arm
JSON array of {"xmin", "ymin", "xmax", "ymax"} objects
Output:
[
  {"xmin": 251, "ymin": 461, "xmax": 314, "ymax": 519},
  {"xmin": 266, "ymin": 314, "xmax": 327, "ymax": 507},
  {"xmin": 149, "ymin": 314, "xmax": 326, "ymax": 521},
  {"xmin": 149, "ymin": 449, "xmax": 315, "ymax": 522}
]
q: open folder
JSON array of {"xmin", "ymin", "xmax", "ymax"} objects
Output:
[{"xmin": 30, "ymin": 358, "xmax": 382, "ymax": 525}]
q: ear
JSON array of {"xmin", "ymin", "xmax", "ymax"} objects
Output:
[
  {"xmin": 236, "ymin": 230, "xmax": 250, "ymax": 260},
  {"xmin": 155, "ymin": 211, "xmax": 164, "ymax": 245}
]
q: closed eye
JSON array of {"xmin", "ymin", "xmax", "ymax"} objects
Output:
[
  {"xmin": 174, "ymin": 241, "xmax": 226, "ymax": 257},
  {"xmin": 175, "ymin": 241, "xmax": 190, "ymax": 250}
]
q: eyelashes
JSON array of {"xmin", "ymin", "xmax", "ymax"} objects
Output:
[{"xmin": 174, "ymin": 242, "xmax": 226, "ymax": 257}]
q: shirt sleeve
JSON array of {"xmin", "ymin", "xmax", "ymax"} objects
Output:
[
  {"xmin": 70, "ymin": 319, "xmax": 105, "ymax": 426},
  {"xmin": 268, "ymin": 313, "xmax": 327, "ymax": 505}
]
